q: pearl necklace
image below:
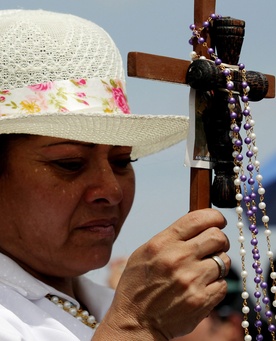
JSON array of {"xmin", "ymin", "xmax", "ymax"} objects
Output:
[
  {"xmin": 188, "ymin": 13, "xmax": 276, "ymax": 341},
  {"xmin": 46, "ymin": 294, "xmax": 100, "ymax": 329}
]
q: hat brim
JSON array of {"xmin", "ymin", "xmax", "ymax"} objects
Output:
[{"xmin": 0, "ymin": 112, "xmax": 189, "ymax": 159}]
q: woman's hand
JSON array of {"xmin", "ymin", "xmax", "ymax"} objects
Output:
[{"xmin": 93, "ymin": 208, "xmax": 231, "ymax": 340}]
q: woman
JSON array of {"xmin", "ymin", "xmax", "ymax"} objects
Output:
[{"xmin": 0, "ymin": 9, "xmax": 230, "ymax": 340}]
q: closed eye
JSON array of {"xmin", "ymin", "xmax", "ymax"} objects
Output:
[
  {"xmin": 111, "ymin": 158, "xmax": 138, "ymax": 170},
  {"xmin": 51, "ymin": 159, "xmax": 85, "ymax": 172}
]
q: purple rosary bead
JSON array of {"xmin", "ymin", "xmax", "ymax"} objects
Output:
[
  {"xmin": 254, "ymin": 303, "xmax": 262, "ymax": 312},
  {"xmin": 252, "ymin": 228, "xmax": 258, "ymax": 235},
  {"xmin": 268, "ymin": 324, "xmax": 276, "ymax": 333},
  {"xmin": 248, "ymin": 178, "xmax": 255, "ymax": 185},
  {"xmin": 234, "ymin": 139, "xmax": 242, "ymax": 147},
  {"xmin": 255, "ymin": 267, "xmax": 263, "ymax": 275},
  {"xmin": 236, "ymin": 154, "xmax": 243, "ymax": 161},
  {"xmin": 252, "ymin": 242, "xmax": 258, "ymax": 250},
  {"xmin": 246, "ymin": 150, "xmax": 253, "ymax": 157},
  {"xmin": 230, "ymin": 112, "xmax": 237, "ymax": 119},
  {"xmin": 223, "ymin": 68, "xmax": 230, "ymax": 76},
  {"xmin": 198, "ymin": 37, "xmax": 205, "ymax": 44},
  {"xmin": 262, "ymin": 296, "xmax": 270, "ymax": 304},
  {"xmin": 215, "ymin": 58, "xmax": 222, "ymax": 65},
  {"xmin": 227, "ymin": 81, "xmax": 234, "ymax": 90},
  {"xmin": 203, "ymin": 21, "xmax": 209, "ymax": 28},
  {"xmin": 243, "ymin": 108, "xmax": 250, "ymax": 116},
  {"xmin": 256, "ymin": 335, "xmax": 264, "ymax": 341},
  {"xmin": 228, "ymin": 96, "xmax": 236, "ymax": 104},
  {"xmin": 251, "ymin": 238, "xmax": 258, "ymax": 246},
  {"xmin": 250, "ymin": 224, "xmax": 257, "ymax": 232},
  {"xmin": 247, "ymin": 164, "xmax": 254, "ymax": 172},
  {"xmin": 254, "ymin": 276, "xmax": 261, "ymax": 282},
  {"xmin": 207, "ymin": 47, "xmax": 214, "ymax": 55},
  {"xmin": 251, "ymin": 227, "xmax": 259, "ymax": 232},
  {"xmin": 244, "ymin": 137, "xmax": 252, "ymax": 144},
  {"xmin": 252, "ymin": 261, "xmax": 259, "ymax": 269},
  {"xmin": 255, "ymin": 319, "xmax": 262, "ymax": 328},
  {"xmin": 260, "ymin": 282, "xmax": 267, "ymax": 289},
  {"xmin": 240, "ymin": 174, "xmax": 247, "ymax": 182},
  {"xmin": 189, "ymin": 24, "xmax": 196, "ymax": 30},
  {"xmin": 244, "ymin": 122, "xmax": 251, "ymax": 130},
  {"xmin": 233, "ymin": 125, "xmax": 240, "ymax": 133},
  {"xmin": 243, "ymin": 195, "xmax": 251, "ymax": 203},
  {"xmin": 265, "ymin": 310, "xmax": 273, "ymax": 318},
  {"xmin": 242, "ymin": 81, "xmax": 248, "ymax": 88},
  {"xmin": 250, "ymin": 192, "xmax": 257, "ymax": 200},
  {"xmin": 254, "ymin": 291, "xmax": 261, "ymax": 298},
  {"xmin": 253, "ymin": 253, "xmax": 260, "ymax": 261},
  {"xmin": 239, "ymin": 63, "xmax": 245, "ymax": 70},
  {"xmin": 242, "ymin": 95, "xmax": 249, "ymax": 102}
]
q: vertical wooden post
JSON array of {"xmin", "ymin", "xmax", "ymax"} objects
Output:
[{"xmin": 189, "ymin": 0, "xmax": 216, "ymax": 211}]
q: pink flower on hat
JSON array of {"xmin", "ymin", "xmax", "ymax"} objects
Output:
[
  {"xmin": 112, "ymin": 87, "xmax": 130, "ymax": 114},
  {"xmin": 59, "ymin": 106, "xmax": 69, "ymax": 112},
  {"xmin": 71, "ymin": 79, "xmax": 87, "ymax": 87},
  {"xmin": 28, "ymin": 82, "xmax": 53, "ymax": 91},
  {"xmin": 76, "ymin": 92, "xmax": 86, "ymax": 98},
  {"xmin": 77, "ymin": 79, "xmax": 86, "ymax": 86}
]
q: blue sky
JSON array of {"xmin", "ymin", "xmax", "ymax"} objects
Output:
[{"xmin": 1, "ymin": 1, "xmax": 275, "ymax": 289}]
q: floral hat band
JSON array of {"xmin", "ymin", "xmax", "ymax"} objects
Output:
[{"xmin": 0, "ymin": 78, "xmax": 131, "ymax": 116}]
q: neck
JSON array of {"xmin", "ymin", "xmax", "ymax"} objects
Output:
[
  {"xmin": 1, "ymin": 250, "xmax": 76, "ymax": 298},
  {"xmin": 41, "ymin": 275, "xmax": 76, "ymax": 298}
]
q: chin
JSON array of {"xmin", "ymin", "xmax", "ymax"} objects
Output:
[{"xmin": 77, "ymin": 248, "xmax": 113, "ymax": 274}]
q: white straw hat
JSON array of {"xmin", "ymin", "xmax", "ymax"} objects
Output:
[{"xmin": 0, "ymin": 9, "xmax": 189, "ymax": 159}]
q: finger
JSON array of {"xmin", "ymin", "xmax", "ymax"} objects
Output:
[
  {"xmin": 204, "ymin": 279, "xmax": 229, "ymax": 313},
  {"xmin": 163, "ymin": 208, "xmax": 227, "ymax": 242},
  {"xmin": 185, "ymin": 227, "xmax": 230, "ymax": 260},
  {"xmin": 201, "ymin": 253, "xmax": 231, "ymax": 284}
]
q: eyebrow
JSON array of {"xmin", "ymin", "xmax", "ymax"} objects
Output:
[
  {"xmin": 42, "ymin": 141, "xmax": 97, "ymax": 148},
  {"xmin": 42, "ymin": 141, "xmax": 130, "ymax": 151}
]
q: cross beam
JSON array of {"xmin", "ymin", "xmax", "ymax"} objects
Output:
[
  {"xmin": 127, "ymin": 0, "xmax": 275, "ymax": 211},
  {"xmin": 127, "ymin": 52, "xmax": 275, "ymax": 99}
]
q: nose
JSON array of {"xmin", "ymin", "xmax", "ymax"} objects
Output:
[{"xmin": 83, "ymin": 164, "xmax": 123, "ymax": 206}]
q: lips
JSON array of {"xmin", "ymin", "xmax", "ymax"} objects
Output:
[
  {"xmin": 77, "ymin": 217, "xmax": 118, "ymax": 230},
  {"xmin": 75, "ymin": 218, "xmax": 119, "ymax": 239}
]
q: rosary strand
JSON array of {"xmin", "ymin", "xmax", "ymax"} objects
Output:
[{"xmin": 188, "ymin": 14, "xmax": 276, "ymax": 341}]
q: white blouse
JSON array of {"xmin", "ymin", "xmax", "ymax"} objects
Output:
[{"xmin": 0, "ymin": 253, "xmax": 114, "ymax": 340}]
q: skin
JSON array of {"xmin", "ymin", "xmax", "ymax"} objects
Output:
[
  {"xmin": 0, "ymin": 135, "xmax": 135, "ymax": 297},
  {"xmin": 95, "ymin": 210, "xmax": 231, "ymax": 340},
  {"xmin": 0, "ymin": 134, "xmax": 231, "ymax": 340},
  {"xmin": 171, "ymin": 311, "xmax": 244, "ymax": 341}
]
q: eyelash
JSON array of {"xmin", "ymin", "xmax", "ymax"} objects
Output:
[
  {"xmin": 111, "ymin": 158, "xmax": 138, "ymax": 169},
  {"xmin": 51, "ymin": 160, "xmax": 84, "ymax": 172},
  {"xmin": 51, "ymin": 158, "xmax": 138, "ymax": 172}
]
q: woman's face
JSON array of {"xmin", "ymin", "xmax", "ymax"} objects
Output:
[{"xmin": 0, "ymin": 136, "xmax": 135, "ymax": 279}]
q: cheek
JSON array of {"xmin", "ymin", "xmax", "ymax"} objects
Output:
[
  {"xmin": 122, "ymin": 174, "xmax": 136, "ymax": 213},
  {"xmin": 0, "ymin": 172, "xmax": 75, "ymax": 239}
]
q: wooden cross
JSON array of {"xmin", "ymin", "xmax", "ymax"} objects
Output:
[{"xmin": 127, "ymin": 0, "xmax": 275, "ymax": 211}]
